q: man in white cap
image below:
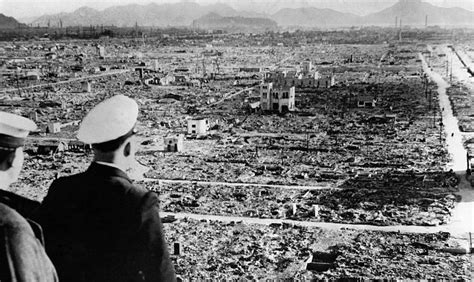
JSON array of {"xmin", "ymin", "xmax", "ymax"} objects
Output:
[
  {"xmin": 0, "ymin": 111, "xmax": 58, "ymax": 281},
  {"xmin": 39, "ymin": 95, "xmax": 176, "ymax": 282}
]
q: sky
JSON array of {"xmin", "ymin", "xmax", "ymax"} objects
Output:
[{"xmin": 1, "ymin": 0, "xmax": 473, "ymax": 20}]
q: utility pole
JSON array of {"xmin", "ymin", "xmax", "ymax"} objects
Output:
[
  {"xmin": 195, "ymin": 55, "xmax": 200, "ymax": 74},
  {"xmin": 428, "ymin": 89, "xmax": 431, "ymax": 111},
  {"xmin": 424, "ymin": 75, "xmax": 428, "ymax": 99},
  {"xmin": 15, "ymin": 72, "xmax": 20, "ymax": 96},
  {"xmin": 135, "ymin": 21, "xmax": 138, "ymax": 43},
  {"xmin": 439, "ymin": 121, "xmax": 443, "ymax": 143},
  {"xmin": 399, "ymin": 18, "xmax": 402, "ymax": 42},
  {"xmin": 306, "ymin": 131, "xmax": 310, "ymax": 152},
  {"xmin": 202, "ymin": 56, "xmax": 206, "ymax": 77},
  {"xmin": 450, "ymin": 55, "xmax": 453, "ymax": 83},
  {"xmin": 446, "ymin": 60, "xmax": 449, "ymax": 77}
]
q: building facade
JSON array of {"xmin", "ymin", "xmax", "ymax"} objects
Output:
[
  {"xmin": 260, "ymin": 83, "xmax": 295, "ymax": 113},
  {"xmin": 264, "ymin": 70, "xmax": 334, "ymax": 89},
  {"xmin": 187, "ymin": 118, "xmax": 209, "ymax": 135},
  {"xmin": 164, "ymin": 134, "xmax": 184, "ymax": 152}
]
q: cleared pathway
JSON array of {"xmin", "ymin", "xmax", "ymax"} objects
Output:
[
  {"xmin": 145, "ymin": 178, "xmax": 338, "ymax": 191},
  {"xmin": 2, "ymin": 69, "xmax": 130, "ymax": 93},
  {"xmin": 421, "ymin": 53, "xmax": 474, "ymax": 238},
  {"xmin": 161, "ymin": 211, "xmax": 465, "ymax": 235}
]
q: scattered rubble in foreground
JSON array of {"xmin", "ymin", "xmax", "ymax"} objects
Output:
[
  {"xmin": 149, "ymin": 175, "xmax": 459, "ymax": 226},
  {"xmin": 164, "ymin": 219, "xmax": 470, "ymax": 280}
]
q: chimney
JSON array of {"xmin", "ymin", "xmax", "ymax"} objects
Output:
[
  {"xmin": 395, "ymin": 16, "xmax": 398, "ymax": 28},
  {"xmin": 425, "ymin": 15, "xmax": 428, "ymax": 27}
]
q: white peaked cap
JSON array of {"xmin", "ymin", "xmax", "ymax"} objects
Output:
[
  {"xmin": 0, "ymin": 111, "xmax": 37, "ymax": 149},
  {"xmin": 77, "ymin": 95, "xmax": 138, "ymax": 144},
  {"xmin": 0, "ymin": 112, "xmax": 37, "ymax": 138}
]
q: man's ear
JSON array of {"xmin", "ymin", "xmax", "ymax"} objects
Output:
[
  {"xmin": 123, "ymin": 142, "xmax": 131, "ymax": 157},
  {"xmin": 9, "ymin": 151, "xmax": 20, "ymax": 168}
]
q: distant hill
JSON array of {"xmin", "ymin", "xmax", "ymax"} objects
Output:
[
  {"xmin": 363, "ymin": 0, "xmax": 474, "ymax": 27},
  {"xmin": 31, "ymin": 2, "xmax": 264, "ymax": 27},
  {"xmin": 27, "ymin": 0, "xmax": 474, "ymax": 28},
  {"xmin": 270, "ymin": 0, "xmax": 474, "ymax": 27},
  {"xmin": 0, "ymin": 13, "xmax": 26, "ymax": 29},
  {"xmin": 228, "ymin": 0, "xmax": 397, "ymax": 16},
  {"xmin": 271, "ymin": 7, "xmax": 360, "ymax": 27},
  {"xmin": 193, "ymin": 12, "xmax": 277, "ymax": 32}
]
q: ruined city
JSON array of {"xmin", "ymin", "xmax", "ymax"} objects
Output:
[{"xmin": 0, "ymin": 0, "xmax": 474, "ymax": 280}]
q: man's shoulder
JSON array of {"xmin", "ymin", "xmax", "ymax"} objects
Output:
[
  {"xmin": 122, "ymin": 181, "xmax": 154, "ymax": 205},
  {"xmin": 0, "ymin": 202, "xmax": 29, "ymax": 227},
  {"xmin": 0, "ymin": 190, "xmax": 40, "ymax": 220},
  {"xmin": 50, "ymin": 170, "xmax": 155, "ymax": 209},
  {"xmin": 53, "ymin": 172, "xmax": 87, "ymax": 185},
  {"xmin": 0, "ymin": 204, "xmax": 58, "ymax": 282},
  {"xmin": 47, "ymin": 172, "xmax": 87, "ymax": 194},
  {"xmin": 0, "ymin": 189, "xmax": 38, "ymax": 207}
]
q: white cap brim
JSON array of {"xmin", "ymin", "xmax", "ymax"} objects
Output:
[{"xmin": 0, "ymin": 111, "xmax": 37, "ymax": 138}]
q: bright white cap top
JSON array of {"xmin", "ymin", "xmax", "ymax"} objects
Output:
[
  {"xmin": 0, "ymin": 111, "xmax": 37, "ymax": 138},
  {"xmin": 77, "ymin": 95, "xmax": 138, "ymax": 144}
]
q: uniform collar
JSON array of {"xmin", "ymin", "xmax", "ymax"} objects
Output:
[
  {"xmin": 87, "ymin": 162, "xmax": 132, "ymax": 182},
  {"xmin": 95, "ymin": 161, "xmax": 123, "ymax": 171}
]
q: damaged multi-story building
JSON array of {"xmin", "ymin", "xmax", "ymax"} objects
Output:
[
  {"xmin": 263, "ymin": 61, "xmax": 335, "ymax": 89},
  {"xmin": 260, "ymin": 82, "xmax": 296, "ymax": 113},
  {"xmin": 259, "ymin": 61, "xmax": 335, "ymax": 113}
]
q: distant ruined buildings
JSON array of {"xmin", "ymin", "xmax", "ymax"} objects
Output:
[{"xmin": 259, "ymin": 61, "xmax": 335, "ymax": 113}]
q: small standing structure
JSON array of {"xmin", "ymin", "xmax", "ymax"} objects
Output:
[
  {"xmin": 26, "ymin": 71, "xmax": 40, "ymax": 81},
  {"xmin": 47, "ymin": 122, "xmax": 61, "ymax": 134},
  {"xmin": 302, "ymin": 61, "xmax": 312, "ymax": 74},
  {"xmin": 81, "ymin": 81, "xmax": 91, "ymax": 93},
  {"xmin": 316, "ymin": 75, "xmax": 335, "ymax": 88},
  {"xmin": 164, "ymin": 134, "xmax": 184, "ymax": 152},
  {"xmin": 356, "ymin": 96, "xmax": 377, "ymax": 108},
  {"xmin": 97, "ymin": 46, "xmax": 105, "ymax": 58},
  {"xmin": 29, "ymin": 111, "xmax": 38, "ymax": 122},
  {"xmin": 187, "ymin": 118, "xmax": 209, "ymax": 135}
]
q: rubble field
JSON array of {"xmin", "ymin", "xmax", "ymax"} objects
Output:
[
  {"xmin": 164, "ymin": 219, "xmax": 470, "ymax": 280},
  {"xmin": 147, "ymin": 170, "xmax": 459, "ymax": 226},
  {"xmin": 141, "ymin": 73, "xmax": 449, "ymax": 186},
  {"xmin": 2, "ymin": 35, "xmax": 472, "ymax": 280}
]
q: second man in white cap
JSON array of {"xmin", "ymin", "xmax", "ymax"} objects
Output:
[
  {"xmin": 0, "ymin": 111, "xmax": 58, "ymax": 281},
  {"xmin": 39, "ymin": 95, "xmax": 176, "ymax": 282}
]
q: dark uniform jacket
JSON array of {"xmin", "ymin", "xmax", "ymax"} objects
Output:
[
  {"xmin": 39, "ymin": 162, "xmax": 176, "ymax": 282},
  {"xmin": 0, "ymin": 190, "xmax": 58, "ymax": 282}
]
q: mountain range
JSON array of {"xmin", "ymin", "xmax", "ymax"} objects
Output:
[
  {"xmin": 0, "ymin": 14, "xmax": 27, "ymax": 29},
  {"xmin": 221, "ymin": 0, "xmax": 399, "ymax": 16},
  {"xmin": 364, "ymin": 0, "xmax": 474, "ymax": 26},
  {"xmin": 19, "ymin": 0, "xmax": 474, "ymax": 28}
]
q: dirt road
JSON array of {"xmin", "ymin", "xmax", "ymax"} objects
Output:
[{"xmin": 420, "ymin": 52, "xmax": 474, "ymax": 238}]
